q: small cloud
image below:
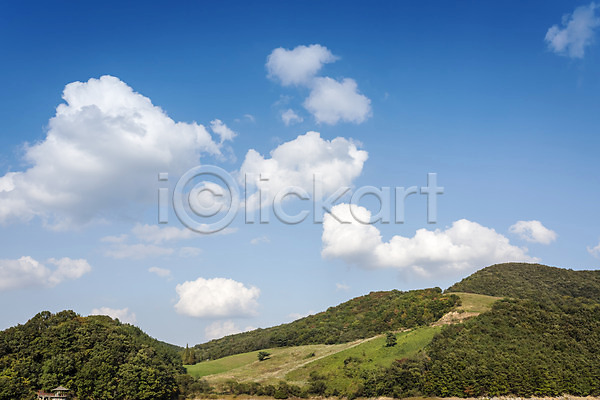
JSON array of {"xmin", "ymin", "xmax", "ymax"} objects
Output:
[
  {"xmin": 281, "ymin": 109, "xmax": 303, "ymax": 126},
  {"xmin": 509, "ymin": 220, "xmax": 557, "ymax": 245},
  {"xmin": 131, "ymin": 224, "xmax": 195, "ymax": 244},
  {"xmin": 104, "ymin": 243, "xmax": 174, "ymax": 259},
  {"xmin": 0, "ymin": 256, "xmax": 91, "ymax": 291},
  {"xmin": 100, "ymin": 234, "xmax": 128, "ymax": 243},
  {"xmin": 90, "ymin": 307, "xmax": 136, "ymax": 324},
  {"xmin": 250, "ymin": 235, "xmax": 270, "ymax": 245},
  {"xmin": 266, "ymin": 44, "xmax": 338, "ymax": 86},
  {"xmin": 304, "ymin": 77, "xmax": 371, "ymax": 125},
  {"xmin": 244, "ymin": 114, "xmax": 255, "ymax": 123},
  {"xmin": 210, "ymin": 119, "xmax": 237, "ymax": 143},
  {"xmin": 588, "ymin": 240, "xmax": 600, "ymax": 259},
  {"xmin": 545, "ymin": 2, "xmax": 600, "ymax": 58},
  {"xmin": 179, "ymin": 247, "xmax": 202, "ymax": 258},
  {"xmin": 174, "ymin": 277, "xmax": 260, "ymax": 318},
  {"xmin": 204, "ymin": 320, "xmax": 255, "ymax": 340},
  {"xmin": 335, "ymin": 282, "xmax": 350, "ymax": 291},
  {"xmin": 148, "ymin": 266, "xmax": 171, "ymax": 278}
]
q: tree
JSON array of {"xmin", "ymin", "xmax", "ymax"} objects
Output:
[
  {"xmin": 257, "ymin": 351, "xmax": 271, "ymax": 361},
  {"xmin": 385, "ymin": 332, "xmax": 397, "ymax": 347}
]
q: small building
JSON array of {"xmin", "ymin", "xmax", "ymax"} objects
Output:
[{"xmin": 36, "ymin": 386, "xmax": 71, "ymax": 400}]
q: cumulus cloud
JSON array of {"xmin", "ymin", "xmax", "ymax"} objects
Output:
[
  {"xmin": 509, "ymin": 220, "xmax": 557, "ymax": 245},
  {"xmin": 266, "ymin": 44, "xmax": 371, "ymax": 125},
  {"xmin": 266, "ymin": 44, "xmax": 338, "ymax": 86},
  {"xmin": 204, "ymin": 320, "xmax": 255, "ymax": 340},
  {"xmin": 174, "ymin": 277, "xmax": 260, "ymax": 318},
  {"xmin": 545, "ymin": 3, "xmax": 600, "ymax": 58},
  {"xmin": 210, "ymin": 119, "xmax": 237, "ymax": 143},
  {"xmin": 322, "ymin": 204, "xmax": 537, "ymax": 276},
  {"xmin": 148, "ymin": 266, "xmax": 172, "ymax": 278},
  {"xmin": 281, "ymin": 109, "xmax": 303, "ymax": 126},
  {"xmin": 90, "ymin": 307, "xmax": 137, "ymax": 324},
  {"xmin": 0, "ymin": 256, "xmax": 91, "ymax": 291},
  {"xmin": 0, "ymin": 75, "xmax": 226, "ymax": 229},
  {"xmin": 335, "ymin": 282, "xmax": 350, "ymax": 291},
  {"xmin": 304, "ymin": 77, "xmax": 372, "ymax": 125},
  {"xmin": 588, "ymin": 240, "xmax": 600, "ymax": 259},
  {"xmin": 239, "ymin": 131, "xmax": 367, "ymax": 210}
]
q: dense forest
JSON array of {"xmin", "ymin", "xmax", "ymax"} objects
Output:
[
  {"xmin": 190, "ymin": 288, "xmax": 459, "ymax": 362},
  {"xmin": 447, "ymin": 262, "xmax": 600, "ymax": 301},
  {"xmin": 0, "ymin": 311, "xmax": 184, "ymax": 400}
]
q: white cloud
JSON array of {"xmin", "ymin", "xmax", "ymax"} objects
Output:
[
  {"xmin": 304, "ymin": 77, "xmax": 372, "ymax": 125},
  {"xmin": 335, "ymin": 282, "xmax": 350, "ymax": 291},
  {"xmin": 0, "ymin": 256, "xmax": 91, "ymax": 291},
  {"xmin": 174, "ymin": 277, "xmax": 260, "ymax": 318},
  {"xmin": 239, "ymin": 131, "xmax": 367, "ymax": 210},
  {"xmin": 90, "ymin": 307, "xmax": 137, "ymax": 324},
  {"xmin": 545, "ymin": 3, "xmax": 600, "ymax": 58},
  {"xmin": 509, "ymin": 220, "xmax": 557, "ymax": 245},
  {"xmin": 148, "ymin": 266, "xmax": 171, "ymax": 278},
  {"xmin": 131, "ymin": 224, "xmax": 195, "ymax": 244},
  {"xmin": 104, "ymin": 243, "xmax": 174, "ymax": 259},
  {"xmin": 204, "ymin": 320, "xmax": 255, "ymax": 340},
  {"xmin": 281, "ymin": 109, "xmax": 303, "ymax": 126},
  {"xmin": 588, "ymin": 240, "xmax": 600, "ymax": 259},
  {"xmin": 250, "ymin": 235, "xmax": 270, "ymax": 245},
  {"xmin": 266, "ymin": 44, "xmax": 338, "ymax": 86},
  {"xmin": 210, "ymin": 119, "xmax": 237, "ymax": 143},
  {"xmin": 179, "ymin": 247, "xmax": 202, "ymax": 257},
  {"xmin": 322, "ymin": 204, "xmax": 537, "ymax": 277},
  {"xmin": 0, "ymin": 75, "xmax": 225, "ymax": 229}
]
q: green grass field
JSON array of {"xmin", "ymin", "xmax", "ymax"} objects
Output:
[
  {"xmin": 185, "ymin": 292, "xmax": 501, "ymax": 389},
  {"xmin": 452, "ymin": 292, "xmax": 501, "ymax": 313}
]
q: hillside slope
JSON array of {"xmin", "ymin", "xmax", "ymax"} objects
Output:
[
  {"xmin": 192, "ymin": 287, "xmax": 459, "ymax": 361},
  {"xmin": 0, "ymin": 310, "xmax": 184, "ymax": 400},
  {"xmin": 447, "ymin": 262, "xmax": 600, "ymax": 301}
]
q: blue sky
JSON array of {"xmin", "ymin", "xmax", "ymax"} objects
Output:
[{"xmin": 0, "ymin": 1, "xmax": 599, "ymax": 346}]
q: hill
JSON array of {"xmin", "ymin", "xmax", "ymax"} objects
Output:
[
  {"xmin": 190, "ymin": 288, "xmax": 460, "ymax": 362},
  {"xmin": 447, "ymin": 262, "xmax": 600, "ymax": 301},
  {"xmin": 0, "ymin": 310, "xmax": 184, "ymax": 400}
]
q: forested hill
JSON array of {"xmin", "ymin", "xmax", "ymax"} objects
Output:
[
  {"xmin": 0, "ymin": 310, "xmax": 184, "ymax": 400},
  {"xmin": 190, "ymin": 288, "xmax": 459, "ymax": 362},
  {"xmin": 446, "ymin": 262, "xmax": 600, "ymax": 301}
]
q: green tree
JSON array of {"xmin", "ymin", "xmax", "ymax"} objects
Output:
[
  {"xmin": 257, "ymin": 351, "xmax": 271, "ymax": 361},
  {"xmin": 385, "ymin": 332, "xmax": 397, "ymax": 347}
]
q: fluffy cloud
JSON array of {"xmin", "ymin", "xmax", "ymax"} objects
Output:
[
  {"xmin": 322, "ymin": 204, "xmax": 536, "ymax": 276},
  {"xmin": 304, "ymin": 77, "xmax": 372, "ymax": 125},
  {"xmin": 0, "ymin": 256, "xmax": 91, "ymax": 291},
  {"xmin": 509, "ymin": 220, "xmax": 557, "ymax": 245},
  {"xmin": 545, "ymin": 3, "xmax": 600, "ymax": 58},
  {"xmin": 266, "ymin": 44, "xmax": 371, "ymax": 125},
  {"xmin": 281, "ymin": 109, "xmax": 303, "ymax": 126},
  {"xmin": 148, "ymin": 266, "xmax": 172, "ymax": 278},
  {"xmin": 204, "ymin": 320, "xmax": 255, "ymax": 340},
  {"xmin": 239, "ymin": 131, "xmax": 367, "ymax": 210},
  {"xmin": 90, "ymin": 307, "xmax": 137, "ymax": 324},
  {"xmin": 174, "ymin": 277, "xmax": 260, "ymax": 318},
  {"xmin": 588, "ymin": 240, "xmax": 600, "ymax": 259},
  {"xmin": 0, "ymin": 75, "xmax": 226, "ymax": 229},
  {"xmin": 266, "ymin": 44, "xmax": 338, "ymax": 86}
]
